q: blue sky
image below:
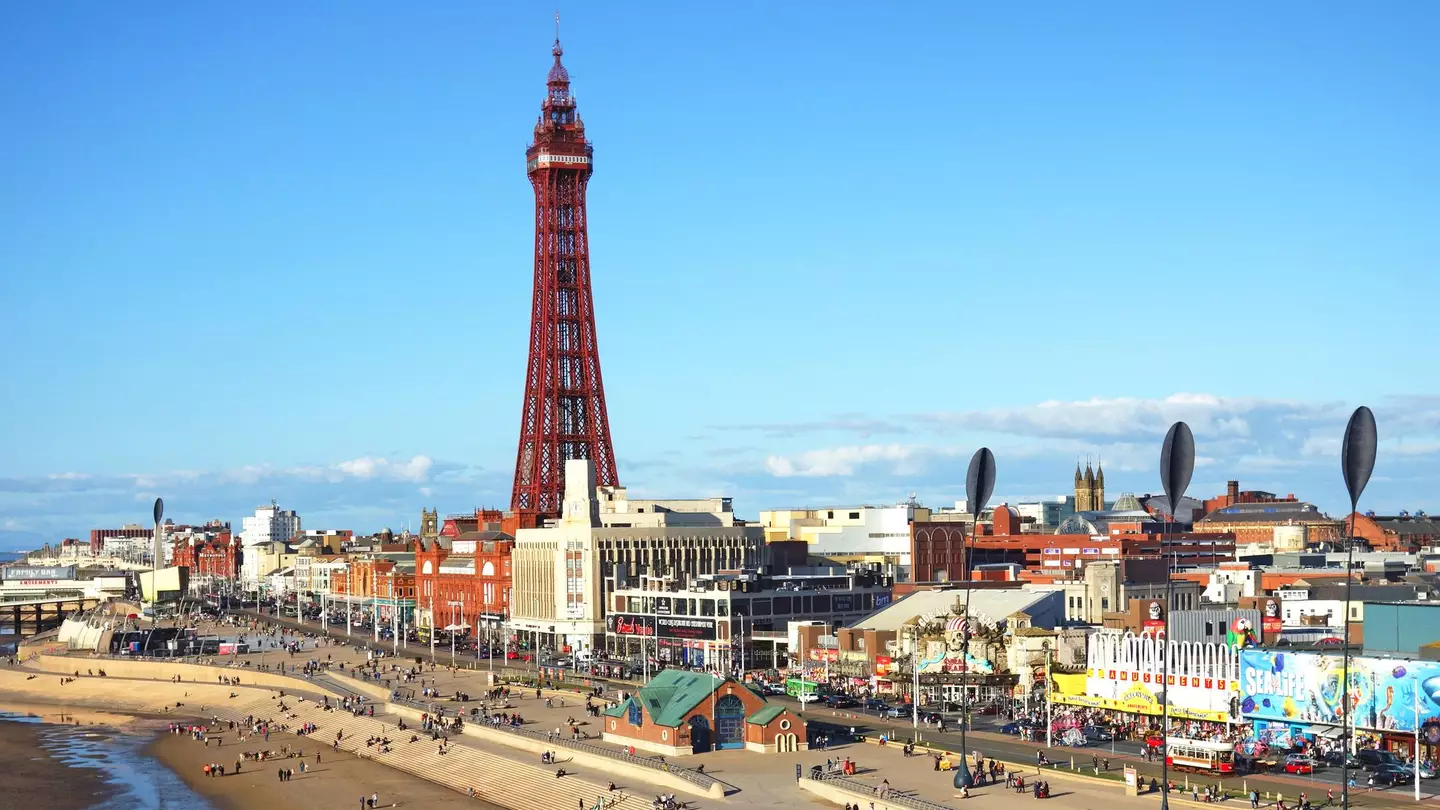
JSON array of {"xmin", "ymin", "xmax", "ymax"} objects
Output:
[{"xmin": 2, "ymin": 3, "xmax": 1438, "ymax": 547}]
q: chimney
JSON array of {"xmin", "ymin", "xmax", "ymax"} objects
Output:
[{"xmin": 1227, "ymin": 480, "xmax": 1240, "ymax": 500}]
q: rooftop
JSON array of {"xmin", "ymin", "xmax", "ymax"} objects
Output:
[
  {"xmin": 1199, "ymin": 502, "xmax": 1335, "ymax": 524},
  {"xmin": 603, "ymin": 669, "xmax": 731, "ymax": 727},
  {"xmin": 851, "ymin": 587, "xmax": 1056, "ymax": 632}
]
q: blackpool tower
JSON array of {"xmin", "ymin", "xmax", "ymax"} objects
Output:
[{"xmin": 511, "ymin": 32, "xmax": 619, "ymax": 515}]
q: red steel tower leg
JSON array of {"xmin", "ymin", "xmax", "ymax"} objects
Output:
[{"xmin": 511, "ymin": 35, "xmax": 619, "ymax": 516}]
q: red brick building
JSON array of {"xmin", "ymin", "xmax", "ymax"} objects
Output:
[
  {"xmin": 415, "ymin": 530, "xmax": 514, "ymax": 630},
  {"xmin": 1202, "ymin": 480, "xmax": 1301, "ymax": 515},
  {"xmin": 602, "ymin": 670, "xmax": 804, "ymax": 755},
  {"xmin": 1345, "ymin": 511, "xmax": 1440, "ymax": 552},
  {"xmin": 172, "ymin": 532, "xmax": 241, "ymax": 581},
  {"xmin": 90, "ymin": 526, "xmax": 152, "ymax": 554}
]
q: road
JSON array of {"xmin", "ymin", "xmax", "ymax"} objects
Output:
[{"xmin": 769, "ymin": 694, "xmax": 1438, "ymax": 804}]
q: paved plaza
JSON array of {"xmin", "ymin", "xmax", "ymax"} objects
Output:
[{"xmin": 183, "ymin": 612, "xmax": 1435, "ymax": 810}]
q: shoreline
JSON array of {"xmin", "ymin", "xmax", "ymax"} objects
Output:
[
  {"xmin": 0, "ymin": 687, "xmax": 505, "ymax": 810},
  {"xmin": 0, "ymin": 714, "xmax": 117, "ymax": 810}
]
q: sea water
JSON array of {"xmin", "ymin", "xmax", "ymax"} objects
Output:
[{"xmin": 2, "ymin": 713, "xmax": 218, "ymax": 810}]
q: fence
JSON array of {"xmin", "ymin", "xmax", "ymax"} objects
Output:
[{"xmin": 809, "ymin": 771, "xmax": 956, "ymax": 810}]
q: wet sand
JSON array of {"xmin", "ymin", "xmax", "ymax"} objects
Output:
[
  {"xmin": 0, "ymin": 719, "xmax": 110, "ymax": 810},
  {"xmin": 146, "ymin": 719, "xmax": 507, "ymax": 810}
]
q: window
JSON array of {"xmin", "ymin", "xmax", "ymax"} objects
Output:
[
  {"xmin": 1204, "ymin": 621, "xmax": 1214, "ymax": 636},
  {"xmin": 1101, "ymin": 598, "xmax": 1110, "ymax": 611},
  {"xmin": 849, "ymin": 512, "xmax": 860, "ymax": 520},
  {"xmin": 627, "ymin": 702, "xmax": 643, "ymax": 727}
]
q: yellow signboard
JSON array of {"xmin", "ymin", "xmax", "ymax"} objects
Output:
[{"xmin": 1052, "ymin": 691, "xmax": 1229, "ymax": 723}]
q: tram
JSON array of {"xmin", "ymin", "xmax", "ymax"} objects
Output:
[{"xmin": 1165, "ymin": 737, "xmax": 1237, "ymax": 774}]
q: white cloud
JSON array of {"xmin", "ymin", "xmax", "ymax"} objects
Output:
[
  {"xmin": 767, "ymin": 444, "xmax": 926, "ymax": 477},
  {"xmin": 918, "ymin": 393, "xmax": 1336, "ymax": 440}
]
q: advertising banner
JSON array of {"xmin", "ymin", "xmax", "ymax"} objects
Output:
[
  {"xmin": 833, "ymin": 594, "xmax": 854, "ymax": 613},
  {"xmin": 1, "ymin": 565, "xmax": 76, "ymax": 582},
  {"xmin": 606, "ymin": 614, "xmax": 655, "ymax": 637},
  {"xmin": 1239, "ymin": 649, "xmax": 1440, "ymax": 732},
  {"xmin": 657, "ymin": 616, "xmax": 715, "ymax": 641},
  {"xmin": 653, "ymin": 597, "xmax": 672, "ymax": 616}
]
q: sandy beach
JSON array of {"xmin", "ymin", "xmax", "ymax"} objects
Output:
[
  {"xmin": 145, "ymin": 716, "xmax": 507, "ymax": 810},
  {"xmin": 0, "ymin": 717, "xmax": 110, "ymax": 810}
]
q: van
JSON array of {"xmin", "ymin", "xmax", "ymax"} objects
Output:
[{"xmin": 1357, "ymin": 749, "xmax": 1402, "ymax": 771}]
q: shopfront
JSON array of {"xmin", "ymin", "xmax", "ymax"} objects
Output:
[
  {"xmin": 1239, "ymin": 649, "xmax": 1440, "ymax": 761},
  {"xmin": 606, "ymin": 612, "xmax": 723, "ymax": 668}
]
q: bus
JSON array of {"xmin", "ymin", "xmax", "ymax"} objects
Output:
[
  {"xmin": 1165, "ymin": 737, "xmax": 1237, "ymax": 774},
  {"xmin": 785, "ymin": 678, "xmax": 821, "ymax": 698}
]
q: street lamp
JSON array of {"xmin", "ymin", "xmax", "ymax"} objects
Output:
[{"xmin": 447, "ymin": 598, "xmax": 464, "ymax": 668}]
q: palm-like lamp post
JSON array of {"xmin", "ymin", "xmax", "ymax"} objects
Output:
[
  {"xmin": 954, "ymin": 447, "xmax": 996, "ymax": 790},
  {"xmin": 1158, "ymin": 422, "xmax": 1196, "ymax": 810},
  {"xmin": 1339, "ymin": 406, "xmax": 1377, "ymax": 810}
]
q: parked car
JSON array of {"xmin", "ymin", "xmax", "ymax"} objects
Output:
[
  {"xmin": 884, "ymin": 703, "xmax": 915, "ymax": 719},
  {"xmin": 864, "ymin": 698, "xmax": 889, "ymax": 712},
  {"xmin": 1358, "ymin": 749, "xmax": 1404, "ymax": 772},
  {"xmin": 1319, "ymin": 750, "xmax": 1361, "ymax": 769},
  {"xmin": 825, "ymin": 695, "xmax": 858, "ymax": 708},
  {"xmin": 1283, "ymin": 755, "xmax": 1316, "ymax": 775},
  {"xmin": 1083, "ymin": 726, "xmax": 1114, "ymax": 742},
  {"xmin": 1000, "ymin": 722, "xmax": 1021, "ymax": 735},
  {"xmin": 797, "ymin": 692, "xmax": 822, "ymax": 704},
  {"xmin": 1368, "ymin": 766, "xmax": 1411, "ymax": 787}
]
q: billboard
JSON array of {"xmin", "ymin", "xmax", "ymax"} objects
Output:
[
  {"xmin": 657, "ymin": 616, "xmax": 716, "ymax": 641},
  {"xmin": 1, "ymin": 565, "xmax": 76, "ymax": 582},
  {"xmin": 607, "ymin": 613, "xmax": 716, "ymax": 640},
  {"xmin": 1239, "ymin": 649, "xmax": 1440, "ymax": 733},
  {"xmin": 606, "ymin": 614, "xmax": 655, "ymax": 637}
]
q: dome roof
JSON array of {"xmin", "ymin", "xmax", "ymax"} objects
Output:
[
  {"xmin": 548, "ymin": 41, "xmax": 570, "ymax": 84},
  {"xmin": 1057, "ymin": 515, "xmax": 1100, "ymax": 535},
  {"xmin": 1111, "ymin": 492, "xmax": 1144, "ymax": 512}
]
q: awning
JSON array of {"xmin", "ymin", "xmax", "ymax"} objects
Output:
[{"xmin": 1302, "ymin": 725, "xmax": 1344, "ymax": 739}]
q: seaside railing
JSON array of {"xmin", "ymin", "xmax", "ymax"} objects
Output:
[{"xmin": 809, "ymin": 770, "xmax": 956, "ymax": 810}]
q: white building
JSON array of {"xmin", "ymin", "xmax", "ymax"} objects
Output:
[
  {"xmin": 760, "ymin": 504, "xmax": 924, "ymax": 579},
  {"xmin": 241, "ymin": 502, "xmax": 301, "ymax": 551},
  {"xmin": 511, "ymin": 459, "xmax": 608, "ymax": 656}
]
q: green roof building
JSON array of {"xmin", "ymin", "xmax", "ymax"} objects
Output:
[{"xmin": 601, "ymin": 669, "xmax": 806, "ymax": 756}]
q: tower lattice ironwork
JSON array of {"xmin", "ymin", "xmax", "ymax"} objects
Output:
[{"xmin": 511, "ymin": 32, "xmax": 618, "ymax": 515}]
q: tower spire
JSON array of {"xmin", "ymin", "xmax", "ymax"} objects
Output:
[{"xmin": 513, "ymin": 29, "xmax": 617, "ymax": 516}]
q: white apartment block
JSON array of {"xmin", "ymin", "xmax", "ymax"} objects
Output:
[{"xmin": 241, "ymin": 501, "xmax": 301, "ymax": 550}]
